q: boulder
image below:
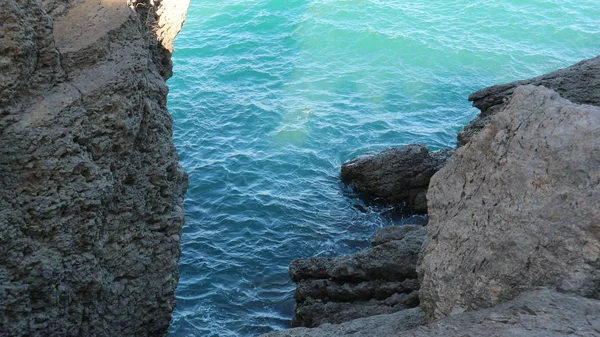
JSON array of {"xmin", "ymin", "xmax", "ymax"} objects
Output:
[
  {"xmin": 459, "ymin": 55, "xmax": 600, "ymax": 145},
  {"xmin": 290, "ymin": 225, "xmax": 426, "ymax": 327},
  {"xmin": 341, "ymin": 145, "xmax": 453, "ymax": 212},
  {"xmin": 372, "ymin": 224, "xmax": 426, "ymax": 246},
  {"xmin": 420, "ymin": 85, "xmax": 600, "ymax": 320},
  {"xmin": 261, "ymin": 289, "xmax": 600, "ymax": 337}
]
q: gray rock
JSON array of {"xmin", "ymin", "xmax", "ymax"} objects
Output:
[
  {"xmin": 291, "ymin": 226, "xmax": 426, "ymax": 283},
  {"xmin": 293, "ymin": 292, "xmax": 420, "ymax": 328},
  {"xmin": 371, "ymin": 224, "xmax": 425, "ymax": 247},
  {"xmin": 289, "ymin": 225, "xmax": 426, "ymax": 327},
  {"xmin": 0, "ymin": 0, "xmax": 189, "ymax": 336},
  {"xmin": 262, "ymin": 289, "xmax": 600, "ymax": 337},
  {"xmin": 263, "ymin": 308, "xmax": 427, "ymax": 337},
  {"xmin": 459, "ymin": 55, "xmax": 600, "ymax": 145},
  {"xmin": 295, "ymin": 278, "xmax": 419, "ymax": 303},
  {"xmin": 341, "ymin": 145, "xmax": 453, "ymax": 212},
  {"xmin": 420, "ymin": 85, "xmax": 600, "ymax": 320}
]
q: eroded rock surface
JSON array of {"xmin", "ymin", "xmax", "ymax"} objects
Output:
[
  {"xmin": 341, "ymin": 145, "xmax": 453, "ymax": 212},
  {"xmin": 458, "ymin": 55, "xmax": 600, "ymax": 145},
  {"xmin": 290, "ymin": 225, "xmax": 426, "ymax": 327},
  {"xmin": 262, "ymin": 289, "xmax": 600, "ymax": 337},
  {"xmin": 0, "ymin": 0, "xmax": 189, "ymax": 336},
  {"xmin": 420, "ymin": 85, "xmax": 600, "ymax": 320}
]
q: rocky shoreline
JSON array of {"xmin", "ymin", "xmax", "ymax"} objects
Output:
[
  {"xmin": 263, "ymin": 56, "xmax": 600, "ymax": 336},
  {"xmin": 1, "ymin": 1, "xmax": 598, "ymax": 335}
]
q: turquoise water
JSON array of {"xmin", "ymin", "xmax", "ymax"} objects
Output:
[{"xmin": 167, "ymin": 1, "xmax": 598, "ymax": 336}]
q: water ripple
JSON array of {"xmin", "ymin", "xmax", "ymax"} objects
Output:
[{"xmin": 168, "ymin": 0, "xmax": 599, "ymax": 336}]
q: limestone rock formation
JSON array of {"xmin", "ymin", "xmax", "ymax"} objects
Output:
[
  {"xmin": 262, "ymin": 288, "xmax": 600, "ymax": 337},
  {"xmin": 420, "ymin": 85, "xmax": 600, "ymax": 320},
  {"xmin": 289, "ymin": 225, "xmax": 426, "ymax": 327},
  {"xmin": 458, "ymin": 55, "xmax": 600, "ymax": 145},
  {"xmin": 0, "ymin": 0, "xmax": 189, "ymax": 336},
  {"xmin": 341, "ymin": 145, "xmax": 453, "ymax": 212}
]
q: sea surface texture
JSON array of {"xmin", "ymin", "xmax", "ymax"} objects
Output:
[{"xmin": 167, "ymin": 1, "xmax": 598, "ymax": 336}]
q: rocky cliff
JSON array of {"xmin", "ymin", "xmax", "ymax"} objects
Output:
[
  {"xmin": 263, "ymin": 56, "xmax": 600, "ymax": 336},
  {"xmin": 420, "ymin": 84, "xmax": 600, "ymax": 320},
  {"xmin": 0, "ymin": 0, "xmax": 189, "ymax": 336}
]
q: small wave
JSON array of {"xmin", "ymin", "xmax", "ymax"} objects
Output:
[{"xmin": 168, "ymin": 0, "xmax": 600, "ymax": 336}]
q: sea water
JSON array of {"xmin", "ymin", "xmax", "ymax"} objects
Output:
[{"xmin": 166, "ymin": 1, "xmax": 599, "ymax": 336}]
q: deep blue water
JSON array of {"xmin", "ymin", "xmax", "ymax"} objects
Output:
[{"xmin": 166, "ymin": 1, "xmax": 599, "ymax": 336}]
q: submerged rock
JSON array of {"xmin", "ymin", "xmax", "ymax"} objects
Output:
[
  {"xmin": 0, "ymin": 0, "xmax": 189, "ymax": 336},
  {"xmin": 420, "ymin": 85, "xmax": 600, "ymax": 320},
  {"xmin": 458, "ymin": 55, "xmax": 600, "ymax": 146},
  {"xmin": 262, "ymin": 289, "xmax": 600, "ymax": 337},
  {"xmin": 341, "ymin": 145, "xmax": 453, "ymax": 212},
  {"xmin": 290, "ymin": 225, "xmax": 426, "ymax": 327}
]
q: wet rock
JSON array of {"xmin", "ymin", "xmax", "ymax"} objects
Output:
[
  {"xmin": 0, "ymin": 0, "xmax": 189, "ymax": 336},
  {"xmin": 459, "ymin": 55, "xmax": 600, "ymax": 146},
  {"xmin": 262, "ymin": 289, "xmax": 600, "ymax": 337},
  {"xmin": 341, "ymin": 145, "xmax": 454, "ymax": 212},
  {"xmin": 290, "ymin": 225, "xmax": 426, "ymax": 327},
  {"xmin": 420, "ymin": 85, "xmax": 600, "ymax": 320}
]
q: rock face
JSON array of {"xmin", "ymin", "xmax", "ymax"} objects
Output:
[
  {"xmin": 262, "ymin": 289, "xmax": 600, "ymax": 337},
  {"xmin": 263, "ymin": 308, "xmax": 427, "ymax": 337},
  {"xmin": 290, "ymin": 225, "xmax": 426, "ymax": 327},
  {"xmin": 420, "ymin": 85, "xmax": 600, "ymax": 320},
  {"xmin": 0, "ymin": 0, "xmax": 189, "ymax": 336},
  {"xmin": 341, "ymin": 145, "xmax": 453, "ymax": 212},
  {"xmin": 458, "ymin": 55, "xmax": 600, "ymax": 145}
]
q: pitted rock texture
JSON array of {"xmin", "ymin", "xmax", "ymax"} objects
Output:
[
  {"xmin": 289, "ymin": 225, "xmax": 426, "ymax": 328},
  {"xmin": 261, "ymin": 289, "xmax": 600, "ymax": 337},
  {"xmin": 341, "ymin": 145, "xmax": 453, "ymax": 212},
  {"xmin": 458, "ymin": 55, "xmax": 600, "ymax": 146},
  {"xmin": 420, "ymin": 85, "xmax": 600, "ymax": 320},
  {"xmin": 0, "ymin": 0, "xmax": 189, "ymax": 336}
]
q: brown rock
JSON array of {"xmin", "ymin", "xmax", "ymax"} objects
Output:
[{"xmin": 420, "ymin": 85, "xmax": 600, "ymax": 320}]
